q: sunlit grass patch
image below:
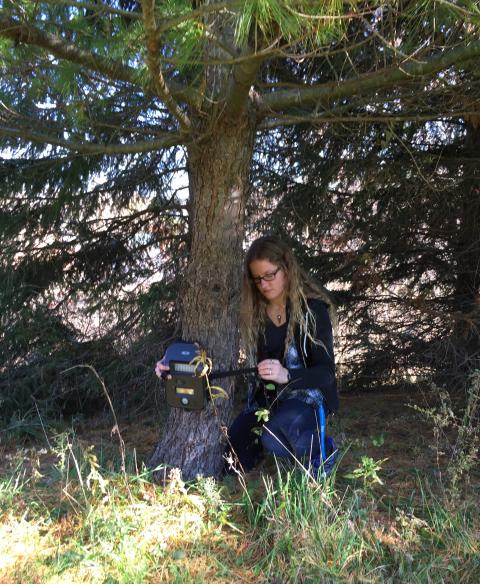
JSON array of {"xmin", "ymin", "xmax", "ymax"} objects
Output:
[
  {"xmin": 0, "ymin": 407, "xmax": 479, "ymax": 583},
  {"xmin": 0, "ymin": 433, "xmax": 258, "ymax": 582},
  {"xmin": 0, "ymin": 515, "xmax": 54, "ymax": 579},
  {"xmin": 43, "ymin": 476, "xmax": 242, "ymax": 581},
  {"xmin": 243, "ymin": 466, "xmax": 480, "ymax": 583}
]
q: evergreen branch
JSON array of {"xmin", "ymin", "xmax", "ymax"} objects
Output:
[
  {"xmin": 154, "ymin": 40, "xmax": 281, "ymax": 66},
  {"xmin": 141, "ymin": 0, "xmax": 191, "ymax": 131},
  {"xmin": 40, "ymin": 1, "xmax": 243, "ymax": 40},
  {"xmin": 260, "ymin": 40, "xmax": 480, "ymax": 114},
  {"xmin": 150, "ymin": 34, "xmax": 369, "ymax": 68},
  {"xmin": 0, "ymin": 13, "xmax": 195, "ymax": 106},
  {"xmin": 0, "ymin": 125, "xmax": 186, "ymax": 154},
  {"xmin": 284, "ymin": 5, "xmax": 375, "ymax": 21},
  {"xmin": 156, "ymin": 1, "xmax": 241, "ymax": 36},
  {"xmin": 0, "ymin": 13, "xmax": 139, "ymax": 85},
  {"xmin": 27, "ymin": 0, "xmax": 243, "ymax": 27},
  {"xmin": 54, "ymin": 0, "xmax": 142, "ymax": 20},
  {"xmin": 260, "ymin": 111, "xmax": 474, "ymax": 129},
  {"xmin": 433, "ymin": 0, "xmax": 480, "ymax": 18}
]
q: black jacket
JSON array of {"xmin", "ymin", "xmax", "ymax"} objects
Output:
[
  {"xmin": 252, "ymin": 298, "xmax": 338, "ymax": 414},
  {"xmin": 286, "ymin": 299, "xmax": 338, "ymax": 414}
]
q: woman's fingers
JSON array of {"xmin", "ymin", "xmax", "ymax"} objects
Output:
[
  {"xmin": 258, "ymin": 358, "xmax": 279, "ymax": 379},
  {"xmin": 257, "ymin": 359, "xmax": 289, "ymax": 384},
  {"xmin": 155, "ymin": 360, "xmax": 170, "ymax": 378}
]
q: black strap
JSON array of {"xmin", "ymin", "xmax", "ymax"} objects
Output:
[{"xmin": 209, "ymin": 367, "xmax": 257, "ymax": 380}]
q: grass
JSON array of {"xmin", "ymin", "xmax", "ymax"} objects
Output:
[{"xmin": 0, "ymin": 392, "xmax": 479, "ymax": 583}]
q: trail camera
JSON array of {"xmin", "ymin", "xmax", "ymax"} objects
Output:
[{"xmin": 163, "ymin": 342, "xmax": 206, "ymax": 410}]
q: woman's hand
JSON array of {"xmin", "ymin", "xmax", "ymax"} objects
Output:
[
  {"xmin": 257, "ymin": 359, "xmax": 290, "ymax": 385},
  {"xmin": 155, "ymin": 359, "xmax": 171, "ymax": 379}
]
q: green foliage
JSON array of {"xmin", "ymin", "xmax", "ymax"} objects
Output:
[
  {"xmin": 160, "ymin": 0, "xmax": 206, "ymax": 68},
  {"xmin": 250, "ymin": 109, "xmax": 480, "ymax": 389},
  {"xmin": 0, "ymin": 460, "xmax": 28, "ymax": 514},
  {"xmin": 371, "ymin": 433, "xmax": 385, "ymax": 447},
  {"xmin": 254, "ymin": 408, "xmax": 270, "ymax": 423},
  {"xmin": 344, "ymin": 455, "xmax": 388, "ymax": 488},
  {"xmin": 1, "ymin": 0, "xmax": 479, "ymax": 435},
  {"xmin": 235, "ymin": 0, "xmax": 349, "ymax": 47}
]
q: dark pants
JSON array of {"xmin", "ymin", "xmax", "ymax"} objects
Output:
[{"xmin": 227, "ymin": 399, "xmax": 321, "ymax": 471}]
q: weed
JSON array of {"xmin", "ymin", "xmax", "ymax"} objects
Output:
[
  {"xmin": 371, "ymin": 433, "xmax": 385, "ymax": 447},
  {"xmin": 0, "ymin": 461, "xmax": 28, "ymax": 515},
  {"xmin": 1, "ymin": 392, "xmax": 479, "ymax": 583},
  {"xmin": 194, "ymin": 476, "xmax": 238, "ymax": 531},
  {"xmin": 344, "ymin": 455, "xmax": 388, "ymax": 488},
  {"xmin": 411, "ymin": 371, "xmax": 480, "ymax": 497}
]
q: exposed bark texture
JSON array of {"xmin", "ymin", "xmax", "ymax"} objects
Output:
[{"xmin": 148, "ymin": 108, "xmax": 257, "ymax": 480}]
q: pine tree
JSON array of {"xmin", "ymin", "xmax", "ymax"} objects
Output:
[{"xmin": 1, "ymin": 1, "xmax": 479, "ymax": 478}]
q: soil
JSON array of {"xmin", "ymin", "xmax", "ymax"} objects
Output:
[{"xmin": 1, "ymin": 388, "xmax": 477, "ymax": 497}]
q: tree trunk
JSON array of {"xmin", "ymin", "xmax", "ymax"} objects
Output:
[{"xmin": 148, "ymin": 110, "xmax": 257, "ymax": 480}]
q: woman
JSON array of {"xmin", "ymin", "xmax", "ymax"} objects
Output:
[{"xmin": 227, "ymin": 235, "xmax": 338, "ymax": 472}]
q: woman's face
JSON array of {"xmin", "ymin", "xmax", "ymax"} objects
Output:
[{"xmin": 249, "ymin": 259, "xmax": 287, "ymax": 304}]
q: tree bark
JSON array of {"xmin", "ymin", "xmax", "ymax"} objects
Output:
[{"xmin": 148, "ymin": 109, "xmax": 257, "ymax": 480}]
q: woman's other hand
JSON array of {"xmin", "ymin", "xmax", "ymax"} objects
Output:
[
  {"xmin": 155, "ymin": 359, "xmax": 170, "ymax": 379},
  {"xmin": 257, "ymin": 359, "xmax": 289, "ymax": 385}
]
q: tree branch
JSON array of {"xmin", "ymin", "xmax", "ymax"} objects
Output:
[
  {"xmin": 0, "ymin": 13, "xmax": 196, "ymax": 107},
  {"xmin": 260, "ymin": 41, "xmax": 480, "ymax": 114},
  {"xmin": 156, "ymin": 1, "xmax": 241, "ymax": 36},
  {"xmin": 224, "ymin": 54, "xmax": 264, "ymax": 117},
  {"xmin": 260, "ymin": 111, "xmax": 476, "ymax": 129},
  {"xmin": 0, "ymin": 125, "xmax": 186, "ymax": 155},
  {"xmin": 141, "ymin": 0, "xmax": 191, "ymax": 131},
  {"xmin": 55, "ymin": 0, "xmax": 142, "ymax": 20}
]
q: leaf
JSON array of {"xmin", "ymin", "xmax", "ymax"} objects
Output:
[
  {"xmin": 255, "ymin": 408, "xmax": 270, "ymax": 423},
  {"xmin": 208, "ymin": 384, "xmax": 228, "ymax": 401}
]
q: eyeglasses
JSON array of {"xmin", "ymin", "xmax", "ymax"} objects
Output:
[{"xmin": 251, "ymin": 266, "xmax": 282, "ymax": 284}]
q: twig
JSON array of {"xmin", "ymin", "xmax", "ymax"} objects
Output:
[
  {"xmin": 61, "ymin": 364, "xmax": 127, "ymax": 474},
  {"xmin": 33, "ymin": 400, "xmax": 53, "ymax": 450}
]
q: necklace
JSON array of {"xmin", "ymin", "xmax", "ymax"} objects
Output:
[{"xmin": 269, "ymin": 304, "xmax": 285, "ymax": 325}]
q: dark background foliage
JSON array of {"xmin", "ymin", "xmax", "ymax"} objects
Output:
[
  {"xmin": 1, "ymin": 1, "xmax": 479, "ymax": 431},
  {"xmin": 2, "ymin": 114, "xmax": 479, "ymax": 427}
]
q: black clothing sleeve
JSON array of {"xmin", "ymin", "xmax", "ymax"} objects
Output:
[{"xmin": 287, "ymin": 299, "xmax": 339, "ymax": 414}]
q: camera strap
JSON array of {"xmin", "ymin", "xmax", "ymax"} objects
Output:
[{"xmin": 209, "ymin": 367, "xmax": 257, "ymax": 380}]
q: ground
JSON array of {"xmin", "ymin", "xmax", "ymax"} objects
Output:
[
  {"xmin": 0, "ymin": 388, "xmax": 478, "ymax": 583},
  {"xmin": 0, "ymin": 388, "xmax": 466, "ymax": 494}
]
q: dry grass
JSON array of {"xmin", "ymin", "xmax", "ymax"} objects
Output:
[{"xmin": 0, "ymin": 389, "xmax": 478, "ymax": 583}]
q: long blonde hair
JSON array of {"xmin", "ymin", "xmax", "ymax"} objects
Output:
[{"xmin": 240, "ymin": 236, "xmax": 332, "ymax": 361}]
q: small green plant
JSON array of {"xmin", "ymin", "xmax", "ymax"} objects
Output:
[
  {"xmin": 255, "ymin": 408, "xmax": 270, "ymax": 424},
  {"xmin": 344, "ymin": 456, "xmax": 388, "ymax": 488},
  {"xmin": 194, "ymin": 476, "xmax": 238, "ymax": 531},
  {"xmin": 371, "ymin": 433, "xmax": 385, "ymax": 447}
]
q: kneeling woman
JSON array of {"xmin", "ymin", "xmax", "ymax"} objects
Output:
[{"xmin": 227, "ymin": 235, "xmax": 338, "ymax": 472}]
